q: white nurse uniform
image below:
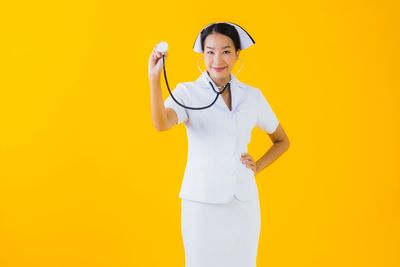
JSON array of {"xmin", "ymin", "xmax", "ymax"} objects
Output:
[{"xmin": 164, "ymin": 70, "xmax": 279, "ymax": 267}]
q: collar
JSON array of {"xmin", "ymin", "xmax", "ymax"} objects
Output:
[
  {"xmin": 195, "ymin": 71, "xmax": 245, "ymax": 112},
  {"xmin": 195, "ymin": 71, "xmax": 244, "ymax": 90}
]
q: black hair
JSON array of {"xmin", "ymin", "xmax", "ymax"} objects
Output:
[{"xmin": 200, "ymin": 23, "xmax": 241, "ymax": 52}]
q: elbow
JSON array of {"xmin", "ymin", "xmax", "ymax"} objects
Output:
[
  {"xmin": 284, "ymin": 139, "xmax": 290, "ymax": 151},
  {"xmin": 152, "ymin": 117, "xmax": 167, "ymax": 132},
  {"xmin": 274, "ymin": 138, "xmax": 290, "ymax": 151},
  {"xmin": 153, "ymin": 122, "xmax": 169, "ymax": 132},
  {"xmin": 154, "ymin": 125, "xmax": 167, "ymax": 132}
]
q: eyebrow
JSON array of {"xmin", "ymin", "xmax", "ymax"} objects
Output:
[{"xmin": 205, "ymin": 45, "xmax": 232, "ymax": 49}]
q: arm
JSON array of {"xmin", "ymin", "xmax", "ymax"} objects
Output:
[
  {"xmin": 149, "ymin": 77, "xmax": 178, "ymax": 131},
  {"xmin": 255, "ymin": 123, "xmax": 290, "ymax": 175},
  {"xmin": 148, "ymin": 49, "xmax": 178, "ymax": 131}
]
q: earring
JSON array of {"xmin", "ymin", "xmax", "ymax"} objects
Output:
[
  {"xmin": 234, "ymin": 58, "xmax": 244, "ymax": 76},
  {"xmin": 197, "ymin": 57, "xmax": 205, "ymax": 74}
]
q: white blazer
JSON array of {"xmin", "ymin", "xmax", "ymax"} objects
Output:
[{"xmin": 164, "ymin": 71, "xmax": 280, "ymax": 204}]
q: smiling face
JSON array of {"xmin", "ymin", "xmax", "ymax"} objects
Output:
[{"xmin": 203, "ymin": 32, "xmax": 240, "ymax": 86}]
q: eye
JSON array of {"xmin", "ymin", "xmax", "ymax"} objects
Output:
[
  {"xmin": 206, "ymin": 51, "xmax": 214, "ymax": 54},
  {"xmin": 223, "ymin": 50, "xmax": 231, "ymax": 54}
]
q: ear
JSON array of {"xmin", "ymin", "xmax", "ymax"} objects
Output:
[{"xmin": 236, "ymin": 49, "xmax": 241, "ymax": 57}]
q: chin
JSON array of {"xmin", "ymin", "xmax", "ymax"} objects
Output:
[{"xmin": 210, "ymin": 69, "xmax": 230, "ymax": 79}]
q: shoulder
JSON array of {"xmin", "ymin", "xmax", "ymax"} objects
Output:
[
  {"xmin": 174, "ymin": 79, "xmax": 208, "ymax": 97},
  {"xmin": 170, "ymin": 81, "xmax": 194, "ymax": 96},
  {"xmin": 178, "ymin": 81, "xmax": 199, "ymax": 89},
  {"xmin": 174, "ymin": 79, "xmax": 204, "ymax": 91},
  {"xmin": 168, "ymin": 81, "xmax": 203, "ymax": 105},
  {"xmin": 237, "ymin": 80, "xmax": 263, "ymax": 99}
]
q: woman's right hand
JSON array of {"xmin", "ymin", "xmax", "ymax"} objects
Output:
[{"xmin": 148, "ymin": 47, "xmax": 168, "ymax": 81}]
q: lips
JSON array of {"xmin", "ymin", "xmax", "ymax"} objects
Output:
[{"xmin": 212, "ymin": 66, "xmax": 227, "ymax": 72}]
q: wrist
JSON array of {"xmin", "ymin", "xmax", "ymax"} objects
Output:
[{"xmin": 149, "ymin": 74, "xmax": 161, "ymax": 83}]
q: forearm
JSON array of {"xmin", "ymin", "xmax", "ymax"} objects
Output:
[
  {"xmin": 149, "ymin": 77, "xmax": 169, "ymax": 130},
  {"xmin": 255, "ymin": 140, "xmax": 289, "ymax": 175}
]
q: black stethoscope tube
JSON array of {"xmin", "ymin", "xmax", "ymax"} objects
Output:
[{"xmin": 162, "ymin": 55, "xmax": 230, "ymax": 110}]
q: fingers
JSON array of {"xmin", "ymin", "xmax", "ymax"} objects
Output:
[
  {"xmin": 153, "ymin": 49, "xmax": 162, "ymax": 59},
  {"xmin": 240, "ymin": 153, "xmax": 253, "ymax": 163},
  {"xmin": 151, "ymin": 48, "xmax": 167, "ymax": 60},
  {"xmin": 244, "ymin": 161, "xmax": 256, "ymax": 168},
  {"xmin": 241, "ymin": 153, "xmax": 256, "ymax": 170},
  {"xmin": 149, "ymin": 49, "xmax": 168, "ymax": 69},
  {"xmin": 148, "ymin": 46, "xmax": 168, "ymax": 78},
  {"xmin": 150, "ymin": 49, "xmax": 160, "ymax": 63}
]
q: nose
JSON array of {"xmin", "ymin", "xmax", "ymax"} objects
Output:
[{"xmin": 213, "ymin": 53, "xmax": 224, "ymax": 63}]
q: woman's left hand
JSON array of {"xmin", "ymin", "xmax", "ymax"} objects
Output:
[{"xmin": 241, "ymin": 153, "xmax": 257, "ymax": 174}]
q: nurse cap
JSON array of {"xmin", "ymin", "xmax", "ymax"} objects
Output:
[{"xmin": 193, "ymin": 22, "xmax": 255, "ymax": 53}]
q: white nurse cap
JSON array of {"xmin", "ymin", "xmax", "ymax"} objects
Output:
[{"xmin": 193, "ymin": 22, "xmax": 255, "ymax": 53}]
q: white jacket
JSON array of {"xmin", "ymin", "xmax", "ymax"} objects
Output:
[{"xmin": 164, "ymin": 71, "xmax": 279, "ymax": 204}]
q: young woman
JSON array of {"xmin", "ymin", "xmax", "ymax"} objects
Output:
[{"xmin": 148, "ymin": 22, "xmax": 290, "ymax": 267}]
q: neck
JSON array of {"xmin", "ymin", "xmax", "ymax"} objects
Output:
[{"xmin": 207, "ymin": 71, "xmax": 231, "ymax": 89}]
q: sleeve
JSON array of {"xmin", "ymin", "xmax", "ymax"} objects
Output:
[
  {"xmin": 256, "ymin": 89, "xmax": 279, "ymax": 134},
  {"xmin": 164, "ymin": 83, "xmax": 189, "ymax": 124}
]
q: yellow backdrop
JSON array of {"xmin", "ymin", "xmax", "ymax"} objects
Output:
[{"xmin": 1, "ymin": 0, "xmax": 399, "ymax": 266}]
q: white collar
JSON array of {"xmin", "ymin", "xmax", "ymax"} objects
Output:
[
  {"xmin": 195, "ymin": 71, "xmax": 245, "ymax": 112},
  {"xmin": 196, "ymin": 71, "xmax": 243, "ymax": 90}
]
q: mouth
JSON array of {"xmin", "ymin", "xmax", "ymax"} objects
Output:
[{"xmin": 212, "ymin": 66, "xmax": 228, "ymax": 72}]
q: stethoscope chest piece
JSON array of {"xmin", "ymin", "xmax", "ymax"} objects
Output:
[{"xmin": 155, "ymin": 41, "xmax": 168, "ymax": 54}]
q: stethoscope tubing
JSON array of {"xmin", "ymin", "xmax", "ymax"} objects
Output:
[{"xmin": 162, "ymin": 55, "xmax": 230, "ymax": 110}]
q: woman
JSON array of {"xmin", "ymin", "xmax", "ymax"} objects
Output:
[{"xmin": 148, "ymin": 22, "xmax": 290, "ymax": 267}]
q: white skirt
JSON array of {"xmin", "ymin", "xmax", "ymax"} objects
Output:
[{"xmin": 180, "ymin": 195, "xmax": 261, "ymax": 267}]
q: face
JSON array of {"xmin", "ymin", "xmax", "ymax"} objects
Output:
[{"xmin": 203, "ymin": 32, "xmax": 240, "ymax": 84}]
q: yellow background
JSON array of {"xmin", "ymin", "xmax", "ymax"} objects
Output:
[{"xmin": 1, "ymin": 0, "xmax": 399, "ymax": 266}]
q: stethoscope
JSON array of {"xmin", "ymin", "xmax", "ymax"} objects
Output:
[{"xmin": 155, "ymin": 41, "xmax": 231, "ymax": 110}]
